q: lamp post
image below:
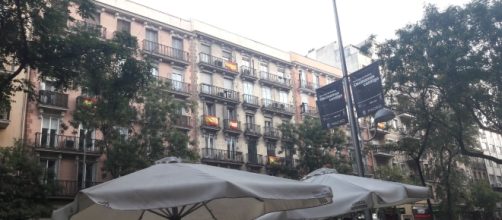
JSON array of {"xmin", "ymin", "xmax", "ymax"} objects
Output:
[{"xmin": 331, "ymin": 1, "xmax": 396, "ymax": 219}]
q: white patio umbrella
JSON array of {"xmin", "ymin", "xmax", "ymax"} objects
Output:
[
  {"xmin": 52, "ymin": 163, "xmax": 333, "ymax": 220},
  {"xmin": 259, "ymin": 168, "xmax": 430, "ymax": 220}
]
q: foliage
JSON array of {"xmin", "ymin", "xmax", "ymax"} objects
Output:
[
  {"xmin": 377, "ymin": 0, "xmax": 502, "ymax": 163},
  {"xmin": 469, "ymin": 181, "xmax": 502, "ymax": 220},
  {"xmin": 279, "ymin": 118, "xmax": 347, "ymax": 176},
  {"xmin": 0, "ymin": 0, "xmax": 97, "ymax": 112},
  {"xmin": 0, "ymin": 141, "xmax": 50, "ymax": 219},
  {"xmin": 374, "ymin": 165, "xmax": 410, "ymax": 183}
]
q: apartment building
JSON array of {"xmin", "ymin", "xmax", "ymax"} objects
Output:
[
  {"xmin": 0, "ymin": 0, "xmax": 346, "ymax": 203},
  {"xmin": 0, "ymin": 67, "xmax": 29, "ymax": 147},
  {"xmin": 479, "ymin": 129, "xmax": 502, "ymax": 191}
]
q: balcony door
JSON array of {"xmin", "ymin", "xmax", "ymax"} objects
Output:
[
  {"xmin": 200, "ymin": 72, "xmax": 212, "ymax": 94},
  {"xmin": 247, "ymin": 140, "xmax": 258, "ymax": 163},
  {"xmin": 200, "ymin": 44, "xmax": 211, "ymax": 63},
  {"xmin": 77, "ymin": 162, "xmax": 96, "ymax": 189},
  {"xmin": 227, "ymin": 136, "xmax": 237, "ymax": 159},
  {"xmin": 172, "ymin": 37, "xmax": 184, "ymax": 59},
  {"xmin": 41, "ymin": 115, "xmax": 60, "ymax": 148},
  {"xmin": 145, "ymin": 29, "xmax": 158, "ymax": 52},
  {"xmin": 172, "ymin": 68, "xmax": 184, "ymax": 91},
  {"xmin": 78, "ymin": 127, "xmax": 96, "ymax": 151},
  {"xmin": 40, "ymin": 158, "xmax": 58, "ymax": 183},
  {"xmin": 299, "ymin": 70, "xmax": 306, "ymax": 86}
]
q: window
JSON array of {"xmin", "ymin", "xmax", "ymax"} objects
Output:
[
  {"xmin": 261, "ymin": 86, "xmax": 271, "ymax": 100},
  {"xmin": 171, "ymin": 68, "xmax": 184, "ymax": 91},
  {"xmin": 78, "ymin": 127, "xmax": 96, "ymax": 150},
  {"xmin": 204, "ymin": 134, "xmax": 215, "ymax": 149},
  {"xmin": 266, "ymin": 142, "xmax": 276, "ymax": 156},
  {"xmin": 222, "ymin": 51, "xmax": 232, "ymax": 62},
  {"xmin": 245, "ymin": 114, "xmax": 255, "ymax": 125},
  {"xmin": 314, "ymin": 74, "xmax": 320, "ymax": 89},
  {"xmin": 489, "ymin": 174, "xmax": 495, "ymax": 183},
  {"xmin": 204, "ymin": 102, "xmax": 216, "ymax": 115},
  {"xmin": 200, "ymin": 44, "xmax": 211, "ymax": 63},
  {"xmin": 299, "ymin": 70, "xmax": 306, "ymax": 84},
  {"xmin": 116, "ymin": 19, "xmax": 131, "ymax": 33},
  {"xmin": 227, "ymin": 136, "xmax": 237, "ymax": 153},
  {"xmin": 223, "ymin": 78, "xmax": 233, "ymax": 90},
  {"xmin": 150, "ymin": 65, "xmax": 159, "ymax": 77},
  {"xmin": 172, "ymin": 37, "xmax": 184, "ymax": 59},
  {"xmin": 78, "ymin": 162, "xmax": 96, "ymax": 187},
  {"xmin": 301, "ymin": 94, "xmax": 309, "ymax": 105},
  {"xmin": 243, "ymin": 81, "xmax": 254, "ymax": 95},
  {"xmin": 241, "ymin": 57, "xmax": 250, "ymax": 67},
  {"xmin": 226, "ymin": 107, "xmax": 236, "ymax": 120},
  {"xmin": 264, "ymin": 117, "xmax": 272, "ymax": 129},
  {"xmin": 40, "ymin": 158, "xmax": 57, "ymax": 183},
  {"xmin": 40, "ymin": 115, "xmax": 60, "ymax": 147},
  {"xmin": 279, "ymin": 91, "xmax": 288, "ymax": 103},
  {"xmin": 117, "ymin": 127, "xmax": 129, "ymax": 140},
  {"xmin": 260, "ymin": 62, "xmax": 269, "ymax": 78}
]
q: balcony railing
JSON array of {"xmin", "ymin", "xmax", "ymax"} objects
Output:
[
  {"xmin": 223, "ymin": 119, "xmax": 241, "ymax": 133},
  {"xmin": 240, "ymin": 66, "xmax": 258, "ymax": 80},
  {"xmin": 156, "ymin": 76, "xmax": 191, "ymax": 96},
  {"xmin": 259, "ymin": 71, "xmax": 291, "ymax": 89},
  {"xmin": 173, "ymin": 115, "xmax": 192, "ymax": 129},
  {"xmin": 261, "ymin": 99, "xmax": 295, "ymax": 116},
  {"xmin": 0, "ymin": 109, "xmax": 9, "ymax": 129},
  {"xmin": 68, "ymin": 21, "xmax": 107, "ymax": 38},
  {"xmin": 39, "ymin": 90, "xmax": 68, "ymax": 109},
  {"xmin": 242, "ymin": 94, "xmax": 259, "ymax": 108},
  {"xmin": 247, "ymin": 153, "xmax": 265, "ymax": 166},
  {"xmin": 200, "ymin": 115, "xmax": 220, "ymax": 130},
  {"xmin": 263, "ymin": 126, "xmax": 280, "ymax": 139},
  {"xmin": 200, "ymin": 84, "xmax": 240, "ymax": 103},
  {"xmin": 374, "ymin": 148, "xmax": 394, "ymax": 158},
  {"xmin": 244, "ymin": 123, "xmax": 261, "ymax": 137},
  {"xmin": 199, "ymin": 53, "xmax": 238, "ymax": 74},
  {"xmin": 301, "ymin": 104, "xmax": 319, "ymax": 117},
  {"xmin": 142, "ymin": 40, "xmax": 190, "ymax": 63},
  {"xmin": 299, "ymin": 80, "xmax": 315, "ymax": 91},
  {"xmin": 201, "ymin": 148, "xmax": 244, "ymax": 163},
  {"xmin": 267, "ymin": 156, "xmax": 295, "ymax": 168},
  {"xmin": 35, "ymin": 132, "xmax": 101, "ymax": 154},
  {"xmin": 47, "ymin": 180, "xmax": 101, "ymax": 197}
]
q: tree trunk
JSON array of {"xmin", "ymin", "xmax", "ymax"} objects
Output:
[{"xmin": 415, "ymin": 157, "xmax": 435, "ymax": 219}]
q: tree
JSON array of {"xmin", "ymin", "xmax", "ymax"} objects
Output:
[
  {"xmin": 377, "ymin": 0, "xmax": 502, "ymax": 164},
  {"xmin": 469, "ymin": 181, "xmax": 502, "ymax": 220},
  {"xmin": 279, "ymin": 118, "xmax": 347, "ymax": 176},
  {"xmin": 374, "ymin": 165, "xmax": 410, "ymax": 183},
  {"xmin": 0, "ymin": 141, "xmax": 50, "ymax": 219},
  {"xmin": 0, "ymin": 0, "xmax": 97, "ymax": 112}
]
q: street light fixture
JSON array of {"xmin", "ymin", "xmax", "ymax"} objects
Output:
[{"xmin": 362, "ymin": 108, "xmax": 396, "ymax": 142}]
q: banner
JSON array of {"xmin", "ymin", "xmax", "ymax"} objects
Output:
[
  {"xmin": 316, "ymin": 79, "xmax": 348, "ymax": 129},
  {"xmin": 349, "ymin": 62, "xmax": 384, "ymax": 117}
]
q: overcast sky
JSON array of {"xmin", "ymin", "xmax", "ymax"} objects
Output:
[{"xmin": 132, "ymin": 0, "xmax": 472, "ymax": 55}]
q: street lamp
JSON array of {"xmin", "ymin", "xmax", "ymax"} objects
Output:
[{"xmin": 363, "ymin": 108, "xmax": 396, "ymax": 142}]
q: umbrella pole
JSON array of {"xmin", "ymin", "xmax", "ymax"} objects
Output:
[{"xmin": 203, "ymin": 202, "xmax": 218, "ymax": 220}]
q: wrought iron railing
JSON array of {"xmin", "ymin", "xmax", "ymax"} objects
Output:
[
  {"xmin": 263, "ymin": 126, "xmax": 280, "ymax": 139},
  {"xmin": 201, "ymin": 148, "xmax": 243, "ymax": 162},
  {"xmin": 262, "ymin": 99, "xmax": 295, "ymax": 114},
  {"xmin": 142, "ymin": 40, "xmax": 189, "ymax": 62},
  {"xmin": 259, "ymin": 71, "xmax": 291, "ymax": 87},
  {"xmin": 35, "ymin": 132, "xmax": 101, "ymax": 153},
  {"xmin": 199, "ymin": 53, "xmax": 238, "ymax": 73},
  {"xmin": 299, "ymin": 80, "xmax": 315, "ymax": 91},
  {"xmin": 156, "ymin": 76, "xmax": 191, "ymax": 94},
  {"xmin": 173, "ymin": 115, "xmax": 192, "ymax": 128},
  {"xmin": 200, "ymin": 84, "xmax": 239, "ymax": 102},
  {"xmin": 240, "ymin": 66, "xmax": 257, "ymax": 78},
  {"xmin": 223, "ymin": 119, "xmax": 241, "ymax": 132},
  {"xmin": 243, "ymin": 94, "xmax": 259, "ymax": 106},
  {"xmin": 39, "ymin": 90, "xmax": 68, "ymax": 109},
  {"xmin": 301, "ymin": 104, "xmax": 319, "ymax": 115},
  {"xmin": 247, "ymin": 153, "xmax": 265, "ymax": 165},
  {"xmin": 68, "ymin": 21, "xmax": 107, "ymax": 38},
  {"xmin": 47, "ymin": 180, "xmax": 101, "ymax": 197},
  {"xmin": 244, "ymin": 123, "xmax": 261, "ymax": 136}
]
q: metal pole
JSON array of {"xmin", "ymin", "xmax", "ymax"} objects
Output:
[
  {"xmin": 81, "ymin": 132, "xmax": 87, "ymax": 190},
  {"xmin": 332, "ymin": 1, "xmax": 371, "ymax": 219}
]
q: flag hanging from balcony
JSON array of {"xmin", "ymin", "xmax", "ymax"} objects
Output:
[
  {"xmin": 224, "ymin": 61, "xmax": 238, "ymax": 72},
  {"xmin": 205, "ymin": 115, "xmax": 219, "ymax": 126},
  {"xmin": 229, "ymin": 120, "xmax": 238, "ymax": 129}
]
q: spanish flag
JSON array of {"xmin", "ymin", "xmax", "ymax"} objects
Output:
[{"xmin": 205, "ymin": 115, "xmax": 218, "ymax": 126}]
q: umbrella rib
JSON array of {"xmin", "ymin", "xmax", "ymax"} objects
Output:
[
  {"xmin": 178, "ymin": 205, "xmax": 187, "ymax": 216},
  {"xmin": 161, "ymin": 208, "xmax": 172, "ymax": 216},
  {"xmin": 180, "ymin": 203, "xmax": 204, "ymax": 218},
  {"xmin": 137, "ymin": 210, "xmax": 146, "ymax": 220},
  {"xmin": 203, "ymin": 201, "xmax": 218, "ymax": 220},
  {"xmin": 148, "ymin": 209, "xmax": 170, "ymax": 219}
]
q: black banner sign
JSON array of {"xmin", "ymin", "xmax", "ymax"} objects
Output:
[
  {"xmin": 349, "ymin": 62, "xmax": 384, "ymax": 118},
  {"xmin": 316, "ymin": 79, "xmax": 348, "ymax": 129}
]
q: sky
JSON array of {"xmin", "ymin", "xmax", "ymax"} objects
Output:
[{"xmin": 132, "ymin": 0, "xmax": 472, "ymax": 55}]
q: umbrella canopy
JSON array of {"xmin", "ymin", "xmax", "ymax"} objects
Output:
[
  {"xmin": 52, "ymin": 163, "xmax": 333, "ymax": 220},
  {"xmin": 259, "ymin": 168, "xmax": 430, "ymax": 220}
]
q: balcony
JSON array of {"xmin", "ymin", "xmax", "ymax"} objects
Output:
[
  {"xmin": 68, "ymin": 21, "xmax": 107, "ymax": 39},
  {"xmin": 246, "ymin": 153, "xmax": 265, "ymax": 167},
  {"xmin": 142, "ymin": 40, "xmax": 190, "ymax": 66},
  {"xmin": 242, "ymin": 94, "xmax": 260, "ymax": 110},
  {"xmin": 263, "ymin": 126, "xmax": 280, "ymax": 141},
  {"xmin": 244, "ymin": 123, "xmax": 261, "ymax": 138},
  {"xmin": 199, "ymin": 84, "xmax": 239, "ymax": 104},
  {"xmin": 173, "ymin": 115, "xmax": 192, "ymax": 130},
  {"xmin": 0, "ymin": 109, "xmax": 9, "ymax": 129},
  {"xmin": 223, "ymin": 119, "xmax": 241, "ymax": 135},
  {"xmin": 201, "ymin": 148, "xmax": 244, "ymax": 166},
  {"xmin": 370, "ymin": 126, "xmax": 390, "ymax": 139},
  {"xmin": 301, "ymin": 104, "xmax": 319, "ymax": 118},
  {"xmin": 38, "ymin": 90, "xmax": 68, "ymax": 111},
  {"xmin": 261, "ymin": 99, "xmax": 295, "ymax": 117},
  {"xmin": 47, "ymin": 180, "xmax": 101, "ymax": 198},
  {"xmin": 373, "ymin": 148, "xmax": 394, "ymax": 159},
  {"xmin": 240, "ymin": 66, "xmax": 258, "ymax": 81},
  {"xmin": 259, "ymin": 71, "xmax": 291, "ymax": 90},
  {"xmin": 299, "ymin": 80, "xmax": 317, "ymax": 95},
  {"xmin": 200, "ymin": 115, "xmax": 221, "ymax": 132},
  {"xmin": 267, "ymin": 156, "xmax": 295, "ymax": 168},
  {"xmin": 198, "ymin": 53, "xmax": 238, "ymax": 77},
  {"xmin": 157, "ymin": 76, "xmax": 191, "ymax": 98},
  {"xmin": 34, "ymin": 132, "xmax": 102, "ymax": 156}
]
